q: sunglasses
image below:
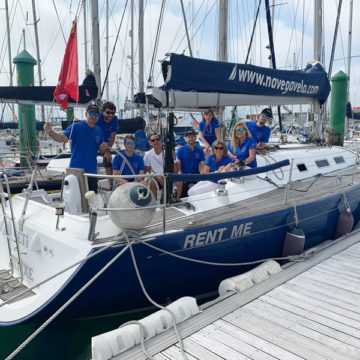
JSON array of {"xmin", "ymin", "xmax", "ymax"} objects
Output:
[
  {"xmin": 261, "ymin": 113, "xmax": 272, "ymax": 119},
  {"xmin": 214, "ymin": 146, "xmax": 224, "ymax": 150},
  {"xmin": 150, "ymin": 138, "xmax": 161, "ymax": 142},
  {"xmin": 88, "ymin": 112, "xmax": 100, "ymax": 117},
  {"xmin": 235, "ymin": 128, "xmax": 245, "ymax": 133},
  {"xmin": 125, "ymin": 141, "xmax": 135, "ymax": 146},
  {"xmin": 105, "ymin": 111, "xmax": 115, "ymax": 115}
]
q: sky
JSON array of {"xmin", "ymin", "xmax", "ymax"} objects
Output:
[{"xmin": 0, "ymin": 0, "xmax": 359, "ymax": 123}]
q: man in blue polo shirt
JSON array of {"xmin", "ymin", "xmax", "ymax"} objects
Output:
[
  {"xmin": 246, "ymin": 108, "xmax": 272, "ymax": 150},
  {"xmin": 175, "ymin": 129, "xmax": 205, "ymax": 199},
  {"xmin": 43, "ymin": 103, "xmax": 111, "ymax": 192},
  {"xmin": 112, "ymin": 135, "xmax": 146, "ymax": 186},
  {"xmin": 96, "ymin": 101, "xmax": 119, "ymax": 182}
]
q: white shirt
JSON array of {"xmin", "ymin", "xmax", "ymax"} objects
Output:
[{"xmin": 144, "ymin": 148, "xmax": 164, "ymax": 174}]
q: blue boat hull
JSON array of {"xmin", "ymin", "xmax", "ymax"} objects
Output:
[{"xmin": 2, "ymin": 185, "xmax": 360, "ymax": 326}]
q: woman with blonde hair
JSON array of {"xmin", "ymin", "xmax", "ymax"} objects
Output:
[
  {"xmin": 227, "ymin": 121, "xmax": 257, "ymax": 168},
  {"xmin": 188, "ymin": 140, "xmax": 234, "ymax": 196}
]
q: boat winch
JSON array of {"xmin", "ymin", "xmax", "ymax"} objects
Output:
[{"xmin": 107, "ymin": 182, "xmax": 155, "ymax": 230}]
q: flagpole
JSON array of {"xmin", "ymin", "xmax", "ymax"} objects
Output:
[{"xmin": 91, "ymin": 0, "xmax": 101, "ymax": 101}]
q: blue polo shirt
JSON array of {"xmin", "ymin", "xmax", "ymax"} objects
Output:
[
  {"xmin": 246, "ymin": 121, "xmax": 271, "ymax": 144},
  {"xmin": 199, "ymin": 118, "xmax": 220, "ymax": 146},
  {"xmin": 205, "ymin": 155, "xmax": 235, "ymax": 182},
  {"xmin": 227, "ymin": 137, "xmax": 257, "ymax": 168},
  {"xmin": 63, "ymin": 120, "xmax": 103, "ymax": 174},
  {"xmin": 113, "ymin": 151, "xmax": 145, "ymax": 181},
  {"xmin": 96, "ymin": 113, "xmax": 119, "ymax": 144},
  {"xmin": 176, "ymin": 144, "xmax": 205, "ymax": 174}
]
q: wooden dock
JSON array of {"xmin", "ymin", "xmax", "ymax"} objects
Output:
[{"xmin": 109, "ymin": 231, "xmax": 360, "ymax": 360}]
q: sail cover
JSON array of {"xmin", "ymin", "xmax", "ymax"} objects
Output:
[
  {"xmin": 0, "ymin": 74, "xmax": 97, "ymax": 107},
  {"xmin": 162, "ymin": 54, "xmax": 331, "ymax": 104}
]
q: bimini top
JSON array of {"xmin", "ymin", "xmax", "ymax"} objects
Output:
[{"xmin": 161, "ymin": 53, "xmax": 331, "ymax": 105}]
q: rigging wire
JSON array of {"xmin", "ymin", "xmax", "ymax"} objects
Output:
[
  {"xmin": 52, "ymin": 0, "xmax": 67, "ymax": 44},
  {"xmin": 245, "ymin": 0, "xmax": 262, "ymax": 64},
  {"xmin": 148, "ymin": 0, "xmax": 166, "ymax": 86},
  {"xmin": 328, "ymin": 0, "xmax": 343, "ymax": 78},
  {"xmin": 100, "ymin": 0, "xmax": 129, "ymax": 99}
]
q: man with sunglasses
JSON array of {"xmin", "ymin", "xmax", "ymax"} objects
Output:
[
  {"xmin": 112, "ymin": 135, "xmax": 145, "ymax": 185},
  {"xmin": 96, "ymin": 102, "xmax": 119, "ymax": 182},
  {"xmin": 43, "ymin": 103, "xmax": 111, "ymax": 192},
  {"xmin": 246, "ymin": 108, "xmax": 272, "ymax": 150}
]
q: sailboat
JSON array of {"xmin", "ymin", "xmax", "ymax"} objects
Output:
[{"xmin": 0, "ymin": 0, "xmax": 358, "ymax": 333}]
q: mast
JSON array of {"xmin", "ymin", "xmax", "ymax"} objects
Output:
[
  {"xmin": 313, "ymin": 0, "xmax": 322, "ymax": 138},
  {"xmin": 217, "ymin": 0, "xmax": 228, "ymax": 124},
  {"xmin": 31, "ymin": 0, "xmax": 45, "ymax": 122},
  {"xmin": 5, "ymin": 0, "xmax": 13, "ymax": 86},
  {"xmin": 83, "ymin": 0, "xmax": 88, "ymax": 71},
  {"xmin": 91, "ymin": 0, "xmax": 101, "ymax": 100},
  {"xmin": 105, "ymin": 0, "xmax": 109, "ymax": 100},
  {"xmin": 345, "ymin": 0, "xmax": 353, "ymax": 140},
  {"xmin": 130, "ymin": 0, "xmax": 134, "ymax": 117},
  {"xmin": 138, "ymin": 0, "xmax": 144, "ymax": 117}
]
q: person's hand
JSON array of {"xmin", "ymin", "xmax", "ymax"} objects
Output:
[
  {"xmin": 104, "ymin": 151, "xmax": 112, "ymax": 162},
  {"xmin": 44, "ymin": 122, "xmax": 52, "ymax": 134}
]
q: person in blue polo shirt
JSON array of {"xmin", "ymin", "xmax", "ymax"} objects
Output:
[
  {"xmin": 227, "ymin": 122, "xmax": 257, "ymax": 168},
  {"xmin": 43, "ymin": 103, "xmax": 111, "ymax": 192},
  {"xmin": 175, "ymin": 129, "xmax": 205, "ymax": 199},
  {"xmin": 112, "ymin": 135, "xmax": 146, "ymax": 185},
  {"xmin": 246, "ymin": 108, "xmax": 272, "ymax": 150},
  {"xmin": 96, "ymin": 101, "xmax": 119, "ymax": 182},
  {"xmin": 198, "ymin": 109, "xmax": 221, "ymax": 154}
]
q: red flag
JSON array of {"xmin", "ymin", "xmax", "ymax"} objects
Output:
[
  {"xmin": 192, "ymin": 119, "xmax": 198, "ymax": 129},
  {"xmin": 54, "ymin": 21, "xmax": 79, "ymax": 110}
]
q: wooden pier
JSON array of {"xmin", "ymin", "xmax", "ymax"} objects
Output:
[{"xmin": 108, "ymin": 231, "xmax": 360, "ymax": 360}]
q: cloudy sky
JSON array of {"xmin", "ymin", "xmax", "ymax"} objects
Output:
[{"xmin": 0, "ymin": 0, "xmax": 359, "ymax": 121}]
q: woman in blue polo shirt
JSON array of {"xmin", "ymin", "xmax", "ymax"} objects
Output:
[
  {"xmin": 188, "ymin": 140, "xmax": 234, "ymax": 196},
  {"xmin": 227, "ymin": 122, "xmax": 257, "ymax": 168},
  {"xmin": 198, "ymin": 109, "xmax": 221, "ymax": 152}
]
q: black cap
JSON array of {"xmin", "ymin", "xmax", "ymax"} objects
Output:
[
  {"xmin": 185, "ymin": 129, "xmax": 197, "ymax": 136},
  {"xmin": 261, "ymin": 108, "xmax": 273, "ymax": 119},
  {"xmin": 86, "ymin": 103, "xmax": 100, "ymax": 113}
]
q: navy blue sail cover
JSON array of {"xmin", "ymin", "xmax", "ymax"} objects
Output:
[
  {"xmin": 0, "ymin": 74, "xmax": 98, "ymax": 105},
  {"xmin": 162, "ymin": 54, "xmax": 331, "ymax": 104}
]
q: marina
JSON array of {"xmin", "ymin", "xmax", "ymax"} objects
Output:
[{"xmin": 93, "ymin": 230, "xmax": 360, "ymax": 360}]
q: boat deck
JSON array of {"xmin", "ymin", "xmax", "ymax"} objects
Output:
[
  {"xmin": 145, "ymin": 166, "xmax": 360, "ymax": 234},
  {"xmin": 114, "ymin": 230, "xmax": 360, "ymax": 359},
  {"xmin": 0, "ymin": 270, "xmax": 35, "ymax": 303}
]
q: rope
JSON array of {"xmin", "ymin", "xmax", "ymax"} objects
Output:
[
  {"xmin": 124, "ymin": 232, "xmax": 188, "ymax": 360},
  {"xmin": 126, "ymin": 230, "xmax": 301, "ymax": 267},
  {"xmin": 5, "ymin": 244, "xmax": 130, "ymax": 360}
]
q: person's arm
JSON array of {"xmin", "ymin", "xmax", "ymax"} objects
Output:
[
  {"xmin": 256, "ymin": 142, "xmax": 266, "ymax": 150},
  {"xmin": 113, "ymin": 169, "xmax": 128, "ymax": 184},
  {"xmin": 199, "ymin": 131, "xmax": 210, "ymax": 148},
  {"xmin": 108, "ymin": 132, "xmax": 116, "ymax": 148},
  {"xmin": 202, "ymin": 165, "xmax": 211, "ymax": 174},
  {"xmin": 44, "ymin": 122, "xmax": 68, "ymax": 143},
  {"xmin": 199, "ymin": 160, "xmax": 205, "ymax": 173},
  {"xmin": 245, "ymin": 148, "xmax": 256, "ymax": 165},
  {"xmin": 215, "ymin": 127, "xmax": 221, "ymax": 141},
  {"xmin": 99, "ymin": 142, "xmax": 112, "ymax": 161}
]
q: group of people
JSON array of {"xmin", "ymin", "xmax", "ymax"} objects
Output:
[{"xmin": 43, "ymin": 103, "xmax": 272, "ymax": 199}]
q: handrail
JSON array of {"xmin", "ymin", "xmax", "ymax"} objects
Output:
[
  {"xmin": 169, "ymin": 159, "xmax": 290, "ymax": 182},
  {"xmin": 84, "ymin": 172, "xmax": 168, "ymax": 233}
]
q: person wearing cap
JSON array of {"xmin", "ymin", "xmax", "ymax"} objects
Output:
[
  {"xmin": 43, "ymin": 103, "xmax": 111, "ymax": 192},
  {"xmin": 96, "ymin": 102, "xmax": 119, "ymax": 183},
  {"xmin": 112, "ymin": 135, "xmax": 146, "ymax": 185},
  {"xmin": 245, "ymin": 108, "xmax": 272, "ymax": 150},
  {"xmin": 175, "ymin": 129, "xmax": 205, "ymax": 199},
  {"xmin": 198, "ymin": 109, "xmax": 221, "ymax": 153}
]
